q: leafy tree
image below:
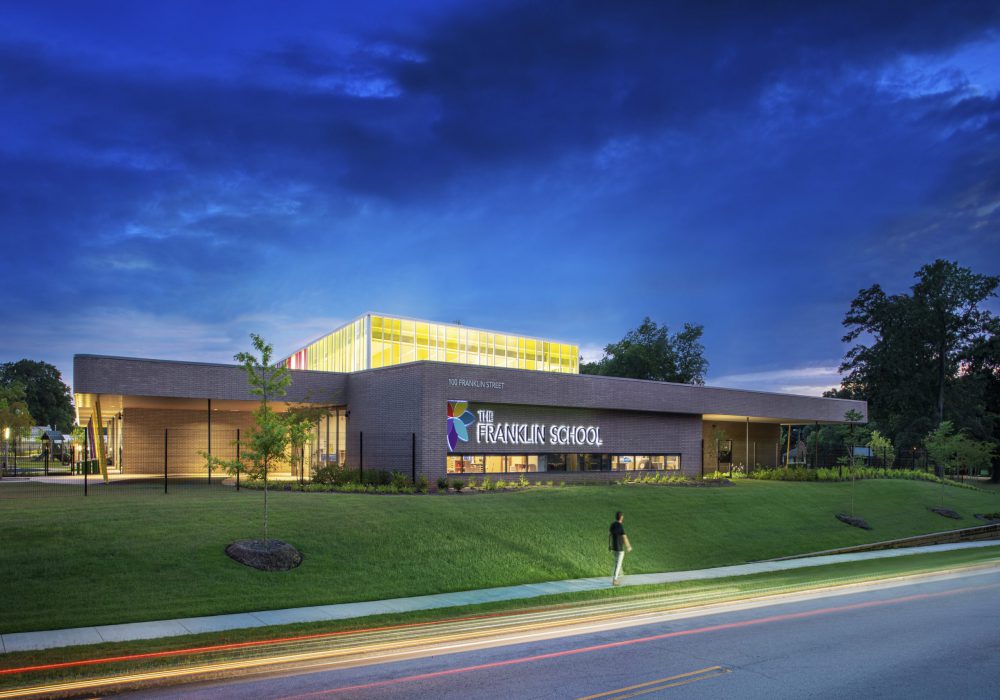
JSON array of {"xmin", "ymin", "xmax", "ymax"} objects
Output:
[
  {"xmin": 867, "ymin": 430, "xmax": 895, "ymax": 467},
  {"xmin": 0, "ymin": 360, "xmax": 73, "ymax": 432},
  {"xmin": 924, "ymin": 421, "xmax": 995, "ymax": 478},
  {"xmin": 581, "ymin": 317, "xmax": 708, "ymax": 384},
  {"xmin": 0, "ymin": 384, "xmax": 34, "ymax": 472},
  {"xmin": 962, "ymin": 333, "xmax": 1000, "ymax": 481},
  {"xmin": 913, "ymin": 261, "xmax": 999, "ymax": 425},
  {"xmin": 205, "ymin": 334, "xmax": 291, "ymax": 544},
  {"xmin": 839, "ymin": 260, "xmax": 998, "ymax": 450}
]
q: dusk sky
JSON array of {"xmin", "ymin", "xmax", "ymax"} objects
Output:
[{"xmin": 1, "ymin": 1, "xmax": 998, "ymax": 396}]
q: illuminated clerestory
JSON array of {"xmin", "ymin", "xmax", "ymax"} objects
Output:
[{"xmin": 283, "ymin": 313, "xmax": 579, "ymax": 374}]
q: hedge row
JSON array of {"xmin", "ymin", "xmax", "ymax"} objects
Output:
[{"xmin": 707, "ymin": 466, "xmax": 982, "ymax": 490}]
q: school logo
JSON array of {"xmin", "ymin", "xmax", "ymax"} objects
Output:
[{"xmin": 446, "ymin": 400, "xmax": 476, "ymax": 452}]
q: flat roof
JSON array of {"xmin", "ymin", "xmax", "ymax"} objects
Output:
[{"xmin": 74, "ymin": 354, "xmax": 867, "ymax": 426}]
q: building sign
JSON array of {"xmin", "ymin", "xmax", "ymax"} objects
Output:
[
  {"xmin": 446, "ymin": 401, "xmax": 604, "ymax": 452},
  {"xmin": 448, "ymin": 378, "xmax": 505, "ymax": 390}
]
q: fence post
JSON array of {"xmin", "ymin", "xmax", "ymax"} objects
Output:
[
  {"xmin": 44, "ymin": 447, "xmax": 49, "ymax": 476},
  {"xmin": 359, "ymin": 431, "xmax": 364, "ymax": 483},
  {"xmin": 207, "ymin": 399, "xmax": 212, "ymax": 485},
  {"xmin": 411, "ymin": 432, "xmax": 416, "ymax": 484},
  {"xmin": 164, "ymin": 428, "xmax": 168, "ymax": 495},
  {"xmin": 236, "ymin": 428, "xmax": 241, "ymax": 491},
  {"xmin": 83, "ymin": 436, "xmax": 89, "ymax": 497}
]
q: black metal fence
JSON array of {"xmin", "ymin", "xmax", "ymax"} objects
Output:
[
  {"xmin": 0, "ymin": 438, "xmax": 73, "ymax": 477},
  {"xmin": 0, "ymin": 429, "xmax": 422, "ymax": 499},
  {"xmin": 702, "ymin": 442, "xmax": 947, "ymax": 476}
]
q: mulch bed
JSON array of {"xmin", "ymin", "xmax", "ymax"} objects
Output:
[
  {"xmin": 836, "ymin": 513, "xmax": 872, "ymax": 530},
  {"xmin": 226, "ymin": 539, "xmax": 303, "ymax": 571},
  {"xmin": 930, "ymin": 507, "xmax": 962, "ymax": 519}
]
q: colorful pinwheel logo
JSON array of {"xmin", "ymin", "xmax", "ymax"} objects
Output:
[{"xmin": 447, "ymin": 401, "xmax": 476, "ymax": 452}]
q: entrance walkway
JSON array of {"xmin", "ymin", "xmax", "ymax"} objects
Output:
[{"xmin": 2, "ymin": 541, "xmax": 998, "ymax": 653}]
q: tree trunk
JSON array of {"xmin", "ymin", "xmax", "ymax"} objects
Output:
[
  {"xmin": 937, "ymin": 342, "xmax": 945, "ymax": 425},
  {"xmin": 263, "ymin": 461, "xmax": 269, "ymax": 545}
]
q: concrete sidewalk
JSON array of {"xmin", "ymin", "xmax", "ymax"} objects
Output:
[{"xmin": 3, "ymin": 541, "xmax": 998, "ymax": 654}]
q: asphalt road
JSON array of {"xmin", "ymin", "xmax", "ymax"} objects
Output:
[{"xmin": 127, "ymin": 566, "xmax": 1000, "ymax": 700}]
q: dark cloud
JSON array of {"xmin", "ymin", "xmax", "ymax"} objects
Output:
[{"xmin": 0, "ymin": 1, "xmax": 998, "ymax": 387}]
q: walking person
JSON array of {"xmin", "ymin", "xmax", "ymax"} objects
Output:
[{"xmin": 609, "ymin": 510, "xmax": 632, "ymax": 586}]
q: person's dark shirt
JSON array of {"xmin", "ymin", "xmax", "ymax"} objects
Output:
[{"xmin": 609, "ymin": 521, "xmax": 626, "ymax": 551}]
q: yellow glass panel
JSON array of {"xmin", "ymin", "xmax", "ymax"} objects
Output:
[
  {"xmin": 401, "ymin": 320, "xmax": 415, "ymax": 344},
  {"xmin": 417, "ymin": 346, "xmax": 429, "ymax": 361},
  {"xmin": 391, "ymin": 341, "xmax": 400, "ymax": 365}
]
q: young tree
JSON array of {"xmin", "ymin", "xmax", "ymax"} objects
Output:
[
  {"xmin": 0, "ymin": 360, "xmax": 74, "ymax": 432},
  {"xmin": 925, "ymin": 421, "xmax": 995, "ymax": 479},
  {"xmin": 581, "ymin": 317, "xmax": 708, "ymax": 384},
  {"xmin": 867, "ymin": 430, "xmax": 895, "ymax": 468},
  {"xmin": 205, "ymin": 334, "xmax": 292, "ymax": 545}
]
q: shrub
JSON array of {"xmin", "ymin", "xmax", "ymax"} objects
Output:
[
  {"xmin": 416, "ymin": 475, "xmax": 429, "ymax": 493},
  {"xmin": 390, "ymin": 471, "xmax": 409, "ymax": 489},
  {"xmin": 743, "ymin": 465, "xmax": 978, "ymax": 490},
  {"xmin": 545, "ymin": 480, "xmax": 555, "ymax": 487},
  {"xmin": 517, "ymin": 475, "xmax": 529, "ymax": 488},
  {"xmin": 313, "ymin": 462, "xmax": 357, "ymax": 485},
  {"xmin": 437, "ymin": 476, "xmax": 450, "ymax": 491},
  {"xmin": 363, "ymin": 469, "xmax": 393, "ymax": 486},
  {"xmin": 481, "ymin": 477, "xmax": 494, "ymax": 490},
  {"xmin": 451, "ymin": 479, "xmax": 465, "ymax": 492}
]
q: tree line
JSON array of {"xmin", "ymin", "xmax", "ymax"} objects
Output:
[
  {"xmin": 578, "ymin": 260, "xmax": 998, "ymax": 480},
  {"xmin": 825, "ymin": 259, "xmax": 998, "ymax": 479}
]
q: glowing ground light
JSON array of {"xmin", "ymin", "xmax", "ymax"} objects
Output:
[{"xmin": 447, "ymin": 401, "xmax": 475, "ymax": 451}]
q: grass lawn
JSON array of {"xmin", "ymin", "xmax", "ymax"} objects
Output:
[
  {"xmin": 2, "ymin": 544, "xmax": 999, "ymax": 691},
  {"xmin": 0, "ymin": 479, "xmax": 997, "ymax": 634}
]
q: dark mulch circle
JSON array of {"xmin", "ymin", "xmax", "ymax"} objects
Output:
[
  {"xmin": 975, "ymin": 513, "xmax": 1000, "ymax": 523},
  {"xmin": 836, "ymin": 513, "xmax": 872, "ymax": 530},
  {"xmin": 930, "ymin": 507, "xmax": 962, "ymax": 520},
  {"xmin": 226, "ymin": 539, "xmax": 303, "ymax": 571}
]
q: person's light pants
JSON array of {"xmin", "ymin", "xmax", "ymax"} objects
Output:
[{"xmin": 612, "ymin": 550, "xmax": 625, "ymax": 581}]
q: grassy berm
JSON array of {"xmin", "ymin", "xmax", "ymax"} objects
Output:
[{"xmin": 0, "ymin": 479, "xmax": 996, "ymax": 634}]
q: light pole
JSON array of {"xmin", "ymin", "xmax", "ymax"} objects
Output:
[{"xmin": 2, "ymin": 426, "xmax": 9, "ymax": 478}]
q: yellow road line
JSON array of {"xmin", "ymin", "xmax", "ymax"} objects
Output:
[
  {"xmin": 576, "ymin": 666, "xmax": 727, "ymax": 700},
  {"xmin": 609, "ymin": 668, "xmax": 731, "ymax": 698}
]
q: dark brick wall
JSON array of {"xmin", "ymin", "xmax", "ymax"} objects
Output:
[
  {"xmin": 76, "ymin": 355, "xmax": 868, "ymax": 482},
  {"xmin": 75, "ymin": 355, "xmax": 347, "ymax": 404}
]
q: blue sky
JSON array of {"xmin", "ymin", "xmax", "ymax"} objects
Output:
[{"xmin": 1, "ymin": 0, "xmax": 998, "ymax": 395}]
